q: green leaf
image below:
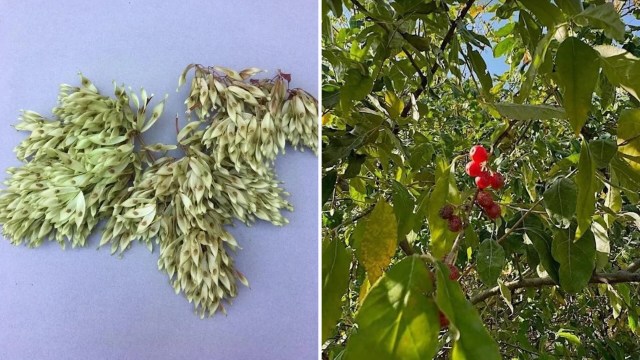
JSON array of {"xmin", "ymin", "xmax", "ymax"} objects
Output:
[
  {"xmin": 493, "ymin": 37, "xmax": 515, "ymax": 58},
  {"xmin": 468, "ymin": 47, "xmax": 494, "ymax": 101},
  {"xmin": 574, "ymin": 3, "xmax": 625, "ymax": 41},
  {"xmin": 551, "ymin": 226, "xmax": 596, "ymax": 293},
  {"xmin": 595, "ymin": 45, "xmax": 640, "ymax": 102},
  {"xmin": 434, "ymin": 262, "xmax": 501, "ymax": 360},
  {"xmin": 554, "ymin": 0, "xmax": 583, "ymax": 16},
  {"xmin": 343, "ymin": 153, "xmax": 367, "ymax": 178},
  {"xmin": 555, "ymin": 37, "xmax": 600, "ymax": 136},
  {"xmin": 340, "ymin": 68, "xmax": 375, "ymax": 110},
  {"xmin": 575, "ymin": 139, "xmax": 597, "ymax": 240},
  {"xmin": 476, "ymin": 240, "xmax": 506, "ymax": 286},
  {"xmin": 392, "ymin": 180, "xmax": 415, "ymax": 243},
  {"xmin": 463, "ymin": 224, "xmax": 479, "ymax": 249},
  {"xmin": 611, "ymin": 155, "xmax": 640, "ymax": 193},
  {"xmin": 349, "ymin": 178, "xmax": 367, "ymax": 205},
  {"xmin": 494, "ymin": 22, "xmax": 516, "ymax": 37},
  {"xmin": 515, "ymin": 31, "xmax": 554, "ymax": 103},
  {"xmin": 322, "ymin": 170, "xmax": 338, "ymax": 204},
  {"xmin": 518, "ymin": 0, "xmax": 564, "ymax": 28},
  {"xmin": 543, "ymin": 178, "xmax": 577, "ymax": 227},
  {"xmin": 523, "ymin": 215, "xmax": 560, "ymax": 283},
  {"xmin": 589, "ymin": 139, "xmax": 617, "ymax": 168},
  {"xmin": 322, "ymin": 239, "xmax": 352, "ymax": 341},
  {"xmin": 617, "ymin": 109, "xmax": 640, "ymax": 172},
  {"xmin": 427, "ymin": 158, "xmax": 460, "ymax": 258},
  {"xmin": 403, "ymin": 33, "xmax": 430, "ymax": 52},
  {"xmin": 344, "ymin": 256, "xmax": 439, "ymax": 360},
  {"xmin": 384, "ymin": 90, "xmax": 404, "ymax": 121},
  {"xmin": 325, "ymin": 0, "xmax": 343, "ymax": 17},
  {"xmin": 556, "ymin": 329, "xmax": 581, "ymax": 345},
  {"xmin": 353, "ymin": 199, "xmax": 398, "ymax": 283},
  {"xmin": 498, "ymin": 279, "xmax": 514, "ymax": 313},
  {"xmin": 592, "ymin": 219, "xmax": 610, "ymax": 270},
  {"xmin": 493, "ymin": 103, "xmax": 566, "ymax": 120}
]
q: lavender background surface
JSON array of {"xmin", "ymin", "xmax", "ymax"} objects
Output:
[{"xmin": 0, "ymin": 1, "xmax": 319, "ymax": 359}]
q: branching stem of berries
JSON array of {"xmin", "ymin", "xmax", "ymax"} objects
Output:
[
  {"xmin": 445, "ymin": 188, "xmax": 480, "ymax": 265},
  {"xmin": 496, "ymin": 197, "xmax": 544, "ymax": 245}
]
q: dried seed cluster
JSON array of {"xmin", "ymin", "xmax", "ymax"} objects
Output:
[
  {"xmin": 180, "ymin": 64, "xmax": 318, "ymax": 174},
  {"xmin": 0, "ymin": 77, "xmax": 162, "ymax": 248},
  {"xmin": 0, "ymin": 65, "xmax": 318, "ymax": 318}
]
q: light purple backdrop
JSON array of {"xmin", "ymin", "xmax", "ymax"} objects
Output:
[{"xmin": 0, "ymin": 1, "xmax": 319, "ymax": 359}]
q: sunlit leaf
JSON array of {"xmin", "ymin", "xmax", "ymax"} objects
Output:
[
  {"xmin": 322, "ymin": 239, "xmax": 352, "ymax": 341},
  {"xmin": 345, "ymin": 256, "xmax": 439, "ymax": 360},
  {"xmin": 555, "ymin": 37, "xmax": 600, "ymax": 136}
]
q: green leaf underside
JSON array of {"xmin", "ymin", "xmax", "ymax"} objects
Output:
[
  {"xmin": 523, "ymin": 215, "xmax": 560, "ymax": 284},
  {"xmin": 345, "ymin": 256, "xmax": 439, "ymax": 360},
  {"xmin": 427, "ymin": 158, "xmax": 460, "ymax": 258},
  {"xmin": 556, "ymin": 37, "xmax": 600, "ymax": 136},
  {"xmin": 543, "ymin": 177, "xmax": 577, "ymax": 227},
  {"xmin": 493, "ymin": 103, "xmax": 566, "ymax": 120},
  {"xmin": 575, "ymin": 139, "xmax": 597, "ymax": 240},
  {"xmin": 551, "ymin": 226, "xmax": 596, "ymax": 293},
  {"xmin": 322, "ymin": 239, "xmax": 352, "ymax": 341},
  {"xmin": 477, "ymin": 240, "xmax": 506, "ymax": 286},
  {"xmin": 435, "ymin": 262, "xmax": 501, "ymax": 360}
]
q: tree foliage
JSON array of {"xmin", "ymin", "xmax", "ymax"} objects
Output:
[{"xmin": 322, "ymin": 0, "xmax": 640, "ymax": 358}]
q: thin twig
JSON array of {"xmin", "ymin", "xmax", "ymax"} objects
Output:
[
  {"xmin": 471, "ymin": 268, "xmax": 640, "ymax": 304},
  {"xmin": 400, "ymin": 0, "xmax": 477, "ymax": 117},
  {"xmin": 496, "ymin": 197, "xmax": 544, "ymax": 244}
]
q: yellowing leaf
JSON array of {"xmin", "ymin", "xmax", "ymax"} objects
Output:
[
  {"xmin": 353, "ymin": 199, "xmax": 398, "ymax": 283},
  {"xmin": 617, "ymin": 109, "xmax": 640, "ymax": 171},
  {"xmin": 384, "ymin": 90, "xmax": 404, "ymax": 121}
]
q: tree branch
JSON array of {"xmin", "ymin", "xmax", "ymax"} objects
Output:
[
  {"xmin": 400, "ymin": 0, "xmax": 477, "ymax": 117},
  {"xmin": 627, "ymin": 259, "xmax": 640, "ymax": 273},
  {"xmin": 471, "ymin": 268, "xmax": 640, "ymax": 305}
]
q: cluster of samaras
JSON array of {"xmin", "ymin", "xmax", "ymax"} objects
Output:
[{"xmin": 0, "ymin": 65, "xmax": 318, "ymax": 317}]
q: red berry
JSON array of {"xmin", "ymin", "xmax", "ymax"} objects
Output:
[
  {"xmin": 490, "ymin": 172, "xmax": 504, "ymax": 189},
  {"xmin": 447, "ymin": 264, "xmax": 460, "ymax": 280},
  {"xmin": 476, "ymin": 190, "xmax": 494, "ymax": 208},
  {"xmin": 485, "ymin": 203, "xmax": 502, "ymax": 220},
  {"xmin": 475, "ymin": 172, "xmax": 491, "ymax": 189},
  {"xmin": 469, "ymin": 145, "xmax": 488, "ymax": 163},
  {"xmin": 447, "ymin": 215, "xmax": 462, "ymax": 232},
  {"xmin": 439, "ymin": 204, "xmax": 454, "ymax": 219},
  {"xmin": 439, "ymin": 311, "xmax": 449, "ymax": 328},
  {"xmin": 465, "ymin": 161, "xmax": 482, "ymax": 177}
]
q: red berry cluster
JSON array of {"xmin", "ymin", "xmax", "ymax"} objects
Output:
[
  {"xmin": 439, "ymin": 204, "xmax": 462, "ymax": 232},
  {"xmin": 465, "ymin": 145, "xmax": 504, "ymax": 190},
  {"xmin": 439, "ymin": 264, "xmax": 460, "ymax": 328},
  {"xmin": 465, "ymin": 145, "xmax": 503, "ymax": 220}
]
